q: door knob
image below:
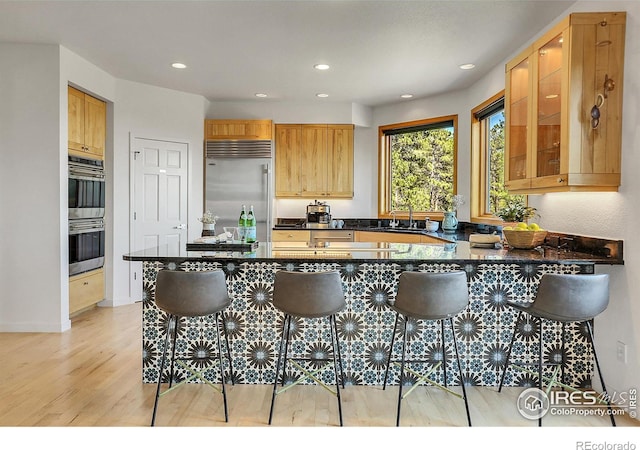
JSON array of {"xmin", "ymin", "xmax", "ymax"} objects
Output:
[{"xmin": 173, "ymin": 224, "xmax": 187, "ymax": 229}]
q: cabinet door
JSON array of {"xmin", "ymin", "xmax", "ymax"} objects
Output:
[
  {"xmin": 534, "ymin": 31, "xmax": 564, "ymax": 181},
  {"xmin": 327, "ymin": 125, "xmax": 354, "ymax": 198},
  {"xmin": 504, "ymin": 49, "xmax": 533, "ymax": 191},
  {"xmin": 301, "ymin": 125, "xmax": 328, "ymax": 197},
  {"xmin": 271, "ymin": 230, "xmax": 310, "ymax": 242},
  {"xmin": 355, "ymin": 231, "xmax": 422, "ymax": 243},
  {"xmin": 68, "ymin": 87, "xmax": 85, "ymax": 154},
  {"xmin": 84, "ymin": 94, "xmax": 106, "ymax": 159},
  {"xmin": 205, "ymin": 119, "xmax": 272, "ymax": 140},
  {"xmin": 69, "ymin": 268, "xmax": 105, "ymax": 316},
  {"xmin": 274, "ymin": 125, "xmax": 303, "ymax": 196}
]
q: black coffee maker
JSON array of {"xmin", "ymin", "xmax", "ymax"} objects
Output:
[{"xmin": 306, "ymin": 200, "xmax": 331, "ymax": 228}]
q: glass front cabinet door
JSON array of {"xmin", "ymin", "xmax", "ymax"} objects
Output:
[{"xmin": 504, "ymin": 12, "xmax": 626, "ymax": 194}]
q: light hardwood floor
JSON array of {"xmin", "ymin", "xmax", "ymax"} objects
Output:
[{"xmin": 0, "ymin": 303, "xmax": 637, "ymax": 430}]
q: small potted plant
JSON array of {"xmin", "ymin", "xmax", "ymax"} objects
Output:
[
  {"xmin": 198, "ymin": 210, "xmax": 219, "ymax": 236},
  {"xmin": 495, "ymin": 199, "xmax": 537, "ymax": 224}
]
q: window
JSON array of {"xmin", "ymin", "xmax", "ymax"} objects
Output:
[
  {"xmin": 378, "ymin": 115, "xmax": 457, "ymax": 219},
  {"xmin": 470, "ymin": 92, "xmax": 525, "ymax": 224}
]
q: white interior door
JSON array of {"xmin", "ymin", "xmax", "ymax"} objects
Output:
[{"xmin": 130, "ymin": 137, "xmax": 188, "ymax": 298}]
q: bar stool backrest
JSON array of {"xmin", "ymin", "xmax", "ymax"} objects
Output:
[
  {"xmin": 272, "ymin": 270, "xmax": 346, "ymax": 318},
  {"xmin": 394, "ymin": 271, "xmax": 469, "ymax": 320},
  {"xmin": 530, "ymin": 273, "xmax": 609, "ymax": 322},
  {"xmin": 155, "ymin": 269, "xmax": 231, "ymax": 317}
]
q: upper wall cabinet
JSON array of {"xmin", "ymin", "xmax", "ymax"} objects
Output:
[
  {"xmin": 275, "ymin": 124, "xmax": 354, "ymax": 198},
  {"xmin": 505, "ymin": 12, "xmax": 626, "ymax": 194},
  {"xmin": 68, "ymin": 86, "xmax": 107, "ymax": 160},
  {"xmin": 204, "ymin": 119, "xmax": 273, "ymax": 140}
]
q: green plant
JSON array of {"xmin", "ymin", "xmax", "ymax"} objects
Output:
[{"xmin": 495, "ymin": 199, "xmax": 537, "ymax": 222}]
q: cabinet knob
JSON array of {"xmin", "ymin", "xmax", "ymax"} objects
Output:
[
  {"xmin": 287, "ymin": 234, "xmax": 293, "ymax": 238},
  {"xmin": 83, "ymin": 281, "xmax": 89, "ymax": 285},
  {"xmin": 557, "ymin": 177, "xmax": 565, "ymax": 183}
]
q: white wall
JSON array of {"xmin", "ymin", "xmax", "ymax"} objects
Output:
[{"xmin": 0, "ymin": 44, "xmax": 68, "ymax": 332}]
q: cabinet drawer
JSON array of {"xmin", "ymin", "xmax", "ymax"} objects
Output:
[
  {"xmin": 271, "ymin": 230, "xmax": 310, "ymax": 242},
  {"xmin": 69, "ymin": 268, "xmax": 104, "ymax": 315}
]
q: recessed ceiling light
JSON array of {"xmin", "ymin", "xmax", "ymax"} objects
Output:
[
  {"xmin": 459, "ymin": 63, "xmax": 475, "ymax": 70},
  {"xmin": 401, "ymin": 94, "xmax": 413, "ymax": 99},
  {"xmin": 255, "ymin": 93, "xmax": 268, "ymax": 98},
  {"xmin": 316, "ymin": 93, "xmax": 329, "ymax": 98},
  {"xmin": 171, "ymin": 62, "xmax": 187, "ymax": 69},
  {"xmin": 314, "ymin": 64, "xmax": 330, "ymax": 70}
]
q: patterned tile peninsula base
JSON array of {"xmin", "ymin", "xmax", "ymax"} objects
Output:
[{"xmin": 141, "ymin": 260, "xmax": 595, "ymax": 388}]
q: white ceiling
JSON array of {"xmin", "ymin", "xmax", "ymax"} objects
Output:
[{"xmin": 0, "ymin": 0, "xmax": 576, "ymax": 107}]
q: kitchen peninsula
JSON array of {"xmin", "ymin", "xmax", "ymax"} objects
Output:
[{"xmin": 124, "ymin": 239, "xmax": 622, "ymax": 388}]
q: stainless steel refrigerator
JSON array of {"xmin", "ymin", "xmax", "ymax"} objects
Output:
[{"xmin": 205, "ymin": 155, "xmax": 272, "ymax": 243}]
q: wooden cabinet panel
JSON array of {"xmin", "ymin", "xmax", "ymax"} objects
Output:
[
  {"xmin": 355, "ymin": 230, "xmax": 451, "ymax": 244},
  {"xmin": 69, "ymin": 268, "xmax": 104, "ymax": 316},
  {"xmin": 300, "ymin": 125, "xmax": 328, "ymax": 196},
  {"xmin": 205, "ymin": 119, "xmax": 272, "ymax": 140},
  {"xmin": 275, "ymin": 124, "xmax": 354, "ymax": 198},
  {"xmin": 327, "ymin": 125, "xmax": 354, "ymax": 197},
  {"xmin": 271, "ymin": 230, "xmax": 310, "ymax": 242},
  {"xmin": 68, "ymin": 86, "xmax": 106, "ymax": 160},
  {"xmin": 274, "ymin": 125, "xmax": 303, "ymax": 197},
  {"xmin": 504, "ymin": 12, "xmax": 625, "ymax": 193},
  {"xmin": 355, "ymin": 231, "xmax": 422, "ymax": 244}
]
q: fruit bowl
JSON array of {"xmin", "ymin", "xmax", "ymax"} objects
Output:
[{"xmin": 502, "ymin": 230, "xmax": 548, "ymax": 249}]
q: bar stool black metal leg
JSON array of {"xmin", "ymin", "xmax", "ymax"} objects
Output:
[
  {"xmin": 383, "ymin": 312, "xmax": 400, "ymax": 389},
  {"xmin": 396, "ymin": 314, "xmax": 409, "ymax": 427},
  {"xmin": 333, "ymin": 317, "xmax": 345, "ymax": 389},
  {"xmin": 499, "ymin": 310, "xmax": 522, "ymax": 392},
  {"xmin": 450, "ymin": 317, "xmax": 472, "ymax": 426},
  {"xmin": 151, "ymin": 315, "xmax": 173, "ymax": 426},
  {"xmin": 268, "ymin": 314, "xmax": 289, "ymax": 425},
  {"xmin": 538, "ymin": 316, "xmax": 543, "ymax": 427},
  {"xmin": 586, "ymin": 320, "xmax": 616, "ymax": 426},
  {"xmin": 168, "ymin": 315, "xmax": 179, "ymax": 388},
  {"xmin": 221, "ymin": 314, "xmax": 235, "ymax": 385},
  {"xmin": 441, "ymin": 319, "xmax": 448, "ymax": 388},
  {"xmin": 329, "ymin": 315, "xmax": 343, "ymax": 426},
  {"xmin": 214, "ymin": 312, "xmax": 229, "ymax": 422}
]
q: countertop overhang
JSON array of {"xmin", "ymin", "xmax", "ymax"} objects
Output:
[{"xmin": 123, "ymin": 240, "xmax": 622, "ymax": 265}]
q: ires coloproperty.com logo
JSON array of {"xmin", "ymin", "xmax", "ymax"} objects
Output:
[{"xmin": 516, "ymin": 387, "xmax": 637, "ymax": 420}]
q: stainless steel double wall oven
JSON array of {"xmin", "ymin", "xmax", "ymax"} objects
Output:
[{"xmin": 68, "ymin": 156, "xmax": 105, "ymax": 276}]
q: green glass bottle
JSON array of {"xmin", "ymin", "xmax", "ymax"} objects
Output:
[
  {"xmin": 246, "ymin": 205, "xmax": 257, "ymax": 243},
  {"xmin": 238, "ymin": 204, "xmax": 247, "ymax": 242}
]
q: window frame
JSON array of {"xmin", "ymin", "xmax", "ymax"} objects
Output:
[
  {"xmin": 378, "ymin": 115, "xmax": 458, "ymax": 220},
  {"xmin": 470, "ymin": 91, "xmax": 509, "ymax": 225}
]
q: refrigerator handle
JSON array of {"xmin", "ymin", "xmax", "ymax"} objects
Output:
[{"xmin": 265, "ymin": 162, "xmax": 271, "ymax": 242}]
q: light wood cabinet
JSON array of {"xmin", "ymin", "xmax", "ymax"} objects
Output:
[
  {"xmin": 505, "ymin": 12, "xmax": 626, "ymax": 193},
  {"xmin": 69, "ymin": 268, "xmax": 104, "ymax": 316},
  {"xmin": 355, "ymin": 231, "xmax": 449, "ymax": 244},
  {"xmin": 271, "ymin": 230, "xmax": 311, "ymax": 242},
  {"xmin": 68, "ymin": 86, "xmax": 106, "ymax": 160},
  {"xmin": 205, "ymin": 119, "xmax": 272, "ymax": 140},
  {"xmin": 275, "ymin": 124, "xmax": 354, "ymax": 198}
]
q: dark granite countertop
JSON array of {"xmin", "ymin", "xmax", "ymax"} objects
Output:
[
  {"xmin": 272, "ymin": 217, "xmax": 623, "ymax": 264},
  {"xmin": 123, "ymin": 240, "xmax": 621, "ymax": 265}
]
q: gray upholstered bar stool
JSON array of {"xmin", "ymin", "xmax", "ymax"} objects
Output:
[
  {"xmin": 151, "ymin": 269, "xmax": 234, "ymax": 426},
  {"xmin": 498, "ymin": 273, "xmax": 615, "ymax": 426},
  {"xmin": 383, "ymin": 270, "xmax": 472, "ymax": 426},
  {"xmin": 268, "ymin": 270, "xmax": 346, "ymax": 426}
]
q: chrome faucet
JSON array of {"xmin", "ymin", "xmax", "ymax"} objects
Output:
[
  {"xmin": 389, "ymin": 210, "xmax": 399, "ymax": 228},
  {"xmin": 408, "ymin": 204, "xmax": 414, "ymax": 228}
]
